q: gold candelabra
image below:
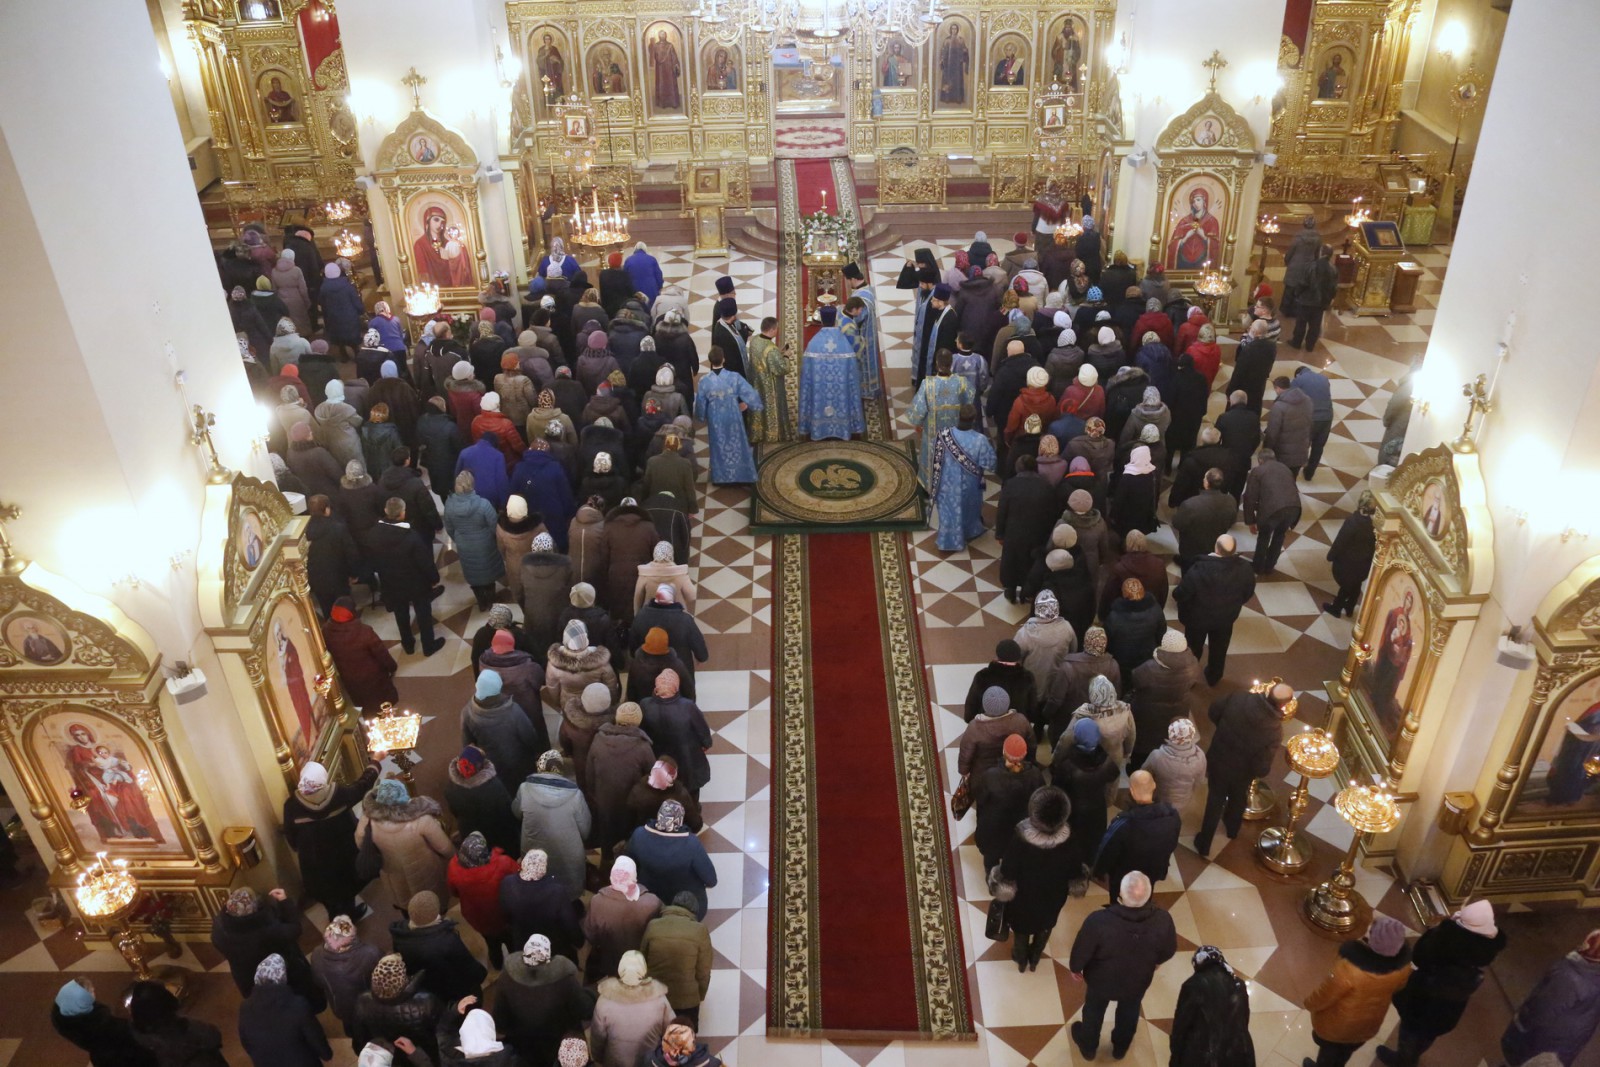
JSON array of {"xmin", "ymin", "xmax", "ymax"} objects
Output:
[
  {"xmin": 323, "ymin": 200, "xmax": 353, "ymax": 222},
  {"xmin": 571, "ymin": 189, "xmax": 630, "ymax": 250},
  {"xmin": 1192, "ymin": 260, "xmax": 1235, "ymax": 321},
  {"xmin": 1305, "ymin": 781, "xmax": 1402, "ymax": 936},
  {"xmin": 403, "ymin": 282, "xmax": 441, "ymax": 317},
  {"xmin": 1243, "ymin": 678, "xmax": 1299, "ymax": 820},
  {"xmin": 1344, "ymin": 196, "xmax": 1372, "ymax": 229},
  {"xmin": 1255, "ymin": 213, "xmax": 1280, "ymax": 282},
  {"xmin": 334, "ymin": 229, "xmax": 363, "ymax": 259},
  {"xmin": 1257, "ymin": 726, "xmax": 1340, "ymax": 874},
  {"xmin": 75, "ymin": 853, "xmax": 189, "ymax": 1000},
  {"xmin": 189, "ymin": 405, "xmax": 232, "ymax": 485},
  {"xmin": 365, "ymin": 701, "xmax": 421, "ymax": 789}
]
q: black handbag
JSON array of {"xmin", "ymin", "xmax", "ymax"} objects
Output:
[
  {"xmin": 985, "ymin": 898, "xmax": 1010, "ymax": 941},
  {"xmin": 354, "ymin": 819, "xmax": 383, "ymax": 884}
]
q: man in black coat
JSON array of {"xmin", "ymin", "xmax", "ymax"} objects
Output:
[
  {"xmin": 1325, "ymin": 493, "xmax": 1378, "ymax": 617},
  {"xmin": 987, "ymin": 344, "xmax": 1041, "ymax": 450},
  {"xmin": 1194, "ymin": 682, "xmax": 1291, "ymax": 857},
  {"xmin": 390, "ymin": 891, "xmax": 488, "ymax": 1003},
  {"xmin": 709, "ymin": 297, "xmax": 751, "ymax": 380},
  {"xmin": 377, "ymin": 446, "xmax": 442, "ymax": 546},
  {"xmin": 963, "ymin": 639, "xmax": 1038, "ymax": 724},
  {"xmin": 305, "ymin": 494, "xmax": 361, "ymax": 617},
  {"xmin": 914, "ymin": 287, "xmax": 958, "ymax": 386},
  {"xmin": 1168, "ymin": 426, "xmax": 1237, "ymax": 507},
  {"xmin": 1169, "ymin": 469, "xmax": 1238, "ymax": 572},
  {"xmin": 368, "ymin": 497, "xmax": 443, "ymax": 656},
  {"xmin": 995, "ymin": 457, "xmax": 1058, "ymax": 602},
  {"xmin": 210, "ymin": 887, "xmax": 325, "ymax": 1009},
  {"xmin": 1091, "ymin": 770, "xmax": 1181, "ymax": 901},
  {"xmin": 1069, "ymin": 871, "xmax": 1177, "ymax": 1059},
  {"xmin": 282, "ymin": 758, "xmax": 381, "ymax": 924},
  {"xmin": 1225, "ymin": 318, "xmax": 1277, "ymax": 412},
  {"xmin": 416, "ymin": 396, "xmax": 464, "ymax": 502},
  {"xmin": 1172, "ymin": 534, "xmax": 1257, "ymax": 686},
  {"xmin": 630, "ymin": 587, "xmax": 709, "ymax": 679},
  {"xmin": 50, "ymin": 977, "xmax": 156, "ymax": 1067}
]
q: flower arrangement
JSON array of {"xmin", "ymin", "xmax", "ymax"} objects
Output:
[{"xmin": 800, "ymin": 206, "xmax": 858, "ymax": 261}]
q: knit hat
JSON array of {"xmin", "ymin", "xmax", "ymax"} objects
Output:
[
  {"xmin": 475, "ymin": 669, "xmax": 503, "ymax": 701},
  {"xmin": 323, "ymin": 914, "xmax": 357, "ymax": 950},
  {"xmin": 371, "ymin": 954, "xmax": 409, "ymax": 998},
  {"xmin": 522, "ymin": 933, "xmax": 552, "ymax": 966},
  {"xmin": 1045, "ymin": 549, "xmax": 1073, "ymax": 572},
  {"xmin": 452, "ymin": 360, "xmax": 474, "ymax": 381},
  {"xmin": 655, "ymin": 668, "xmax": 681, "ymax": 699},
  {"xmin": 456, "ymin": 745, "xmax": 486, "ymax": 778},
  {"xmin": 491, "ymin": 629, "xmax": 515, "ymax": 655},
  {"xmin": 1026, "ymin": 366, "xmax": 1049, "ymax": 388},
  {"xmin": 570, "ymin": 582, "xmax": 596, "ymax": 608},
  {"xmin": 1454, "ymin": 900, "xmax": 1498, "ymax": 938},
  {"xmin": 558, "ymin": 1038, "xmax": 591, "ymax": 1067},
  {"xmin": 1088, "ymin": 675, "xmax": 1117, "ymax": 709},
  {"xmin": 373, "ymin": 777, "xmax": 409, "ymax": 806},
  {"xmin": 616, "ymin": 701, "xmax": 644, "ymax": 726},
  {"xmin": 617, "ymin": 950, "xmax": 650, "ymax": 986},
  {"xmin": 562, "ymin": 618, "xmax": 588, "ymax": 651},
  {"xmin": 933, "ymin": 284, "xmax": 952, "ymax": 300},
  {"xmin": 981, "ymin": 686, "xmax": 1010, "ymax": 717},
  {"xmin": 1087, "ymin": 286, "xmax": 1103, "ymax": 302},
  {"xmin": 1033, "ymin": 589, "xmax": 1060, "ymax": 622},
  {"xmin": 581, "ymin": 682, "xmax": 611, "ymax": 715},
  {"xmin": 297, "ymin": 760, "xmax": 330, "ymax": 797},
  {"xmin": 1083, "ymin": 626, "xmax": 1107, "ymax": 654},
  {"xmin": 480, "ymin": 391, "xmax": 501, "ymax": 412},
  {"xmin": 656, "ymin": 799, "xmax": 686, "ymax": 832},
  {"xmin": 1068, "ymin": 489, "xmax": 1093, "ymax": 514},
  {"xmin": 996, "ymin": 639, "xmax": 1022, "ymax": 663},
  {"xmin": 1167, "ymin": 718, "xmax": 1198, "ymax": 744},
  {"xmin": 1086, "ymin": 416, "xmax": 1106, "ymax": 436},
  {"xmin": 1077, "ymin": 364, "xmax": 1098, "ymax": 387},
  {"xmin": 487, "ymin": 604, "xmax": 514, "ymax": 628},
  {"xmin": 54, "ymin": 980, "xmax": 94, "ymax": 1017},
  {"xmin": 1367, "ymin": 915, "xmax": 1408, "ymax": 957},
  {"xmin": 587, "ymin": 330, "xmax": 608, "ymax": 350},
  {"xmin": 1097, "ymin": 326, "xmax": 1115, "ymax": 345},
  {"xmin": 1051, "ymin": 524, "xmax": 1078, "ymax": 549},
  {"xmin": 225, "ymin": 887, "xmax": 258, "ymax": 917},
  {"xmin": 457, "ymin": 831, "xmax": 490, "ymax": 868},
  {"xmin": 652, "ymin": 540, "xmax": 675, "ymax": 564},
  {"xmin": 408, "ymin": 890, "xmax": 441, "ymax": 927},
  {"xmin": 254, "ymin": 953, "xmax": 287, "ymax": 986},
  {"xmin": 1140, "ymin": 423, "xmax": 1161, "ymax": 445},
  {"xmin": 1002, "ymin": 734, "xmax": 1028, "ymax": 762},
  {"xmin": 643, "ymin": 626, "xmax": 670, "ymax": 655},
  {"xmin": 1073, "ymin": 717, "xmax": 1102, "ymax": 751},
  {"xmin": 520, "ymin": 849, "xmax": 548, "ymax": 881},
  {"xmin": 1160, "ymin": 629, "xmax": 1187, "ymax": 654}
]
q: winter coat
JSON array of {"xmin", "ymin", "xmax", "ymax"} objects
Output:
[
  {"xmin": 1014, "ymin": 615, "xmax": 1077, "ymax": 699},
  {"xmin": 352, "ymin": 973, "xmax": 442, "ymax": 1059},
  {"xmin": 391, "ymin": 917, "xmax": 488, "ymax": 1003},
  {"xmin": 513, "ymin": 773, "xmax": 592, "ymax": 893},
  {"xmin": 1174, "ymin": 554, "xmax": 1257, "ymax": 630},
  {"xmin": 1243, "ymin": 459, "xmax": 1301, "ymax": 527},
  {"xmin": 641, "ymin": 905, "xmax": 714, "ymax": 1010},
  {"xmin": 1103, "ymin": 597, "xmax": 1166, "ymax": 682},
  {"xmin": 1204, "ymin": 691, "xmax": 1283, "ymax": 788},
  {"xmin": 492, "ymin": 371, "xmax": 537, "ymax": 433},
  {"xmin": 963, "ymin": 661, "xmax": 1038, "ymax": 724},
  {"xmin": 1283, "ymin": 229, "xmax": 1324, "ymax": 290},
  {"xmin": 1264, "ymin": 386, "xmax": 1314, "ymax": 467},
  {"xmin": 322, "ymin": 615, "xmax": 398, "ymax": 709},
  {"xmin": 1171, "ymin": 489, "xmax": 1238, "ymax": 563},
  {"xmin": 1110, "ymin": 469, "xmax": 1160, "ymax": 537},
  {"xmin": 492, "ymin": 955, "xmax": 593, "ymax": 1067},
  {"xmin": 1067, "ymin": 699, "xmax": 1137, "ymax": 777},
  {"xmin": 1069, "ymin": 901, "xmax": 1177, "ymax": 999},
  {"xmin": 282, "ymin": 763, "xmax": 380, "ymax": 909},
  {"xmin": 500, "ymin": 869, "xmax": 587, "ymax": 958},
  {"xmin": 356, "ymin": 795, "xmax": 454, "ymax": 905},
  {"xmin": 50, "ymin": 1002, "xmax": 156, "ymax": 1067},
  {"xmin": 131, "ymin": 1012, "xmax": 229, "ymax": 1067},
  {"xmin": 1226, "ymin": 338, "xmax": 1277, "ymax": 412},
  {"xmin": 378, "ymin": 463, "xmax": 440, "ymax": 539},
  {"xmin": 337, "ymin": 479, "xmax": 387, "ymax": 544},
  {"xmin": 640, "ymin": 694, "xmax": 713, "ymax": 793},
  {"xmin": 642, "ymin": 452, "xmax": 697, "ymax": 515},
  {"xmin": 520, "ymin": 549, "xmax": 576, "ymax": 653},
  {"xmin": 271, "ymin": 260, "xmax": 313, "ymax": 334},
  {"xmin": 417, "ymin": 411, "xmax": 464, "ymax": 499},
  {"xmin": 455, "ymin": 437, "xmax": 509, "ymax": 510},
  {"xmin": 1502, "ymin": 950, "xmax": 1600, "ymax": 1067},
  {"xmin": 568, "ymin": 505, "xmax": 609, "ymax": 586},
  {"xmin": 630, "ymin": 602, "xmax": 708, "ymax": 674},
  {"xmin": 238, "ymin": 982, "xmax": 331, "ymax": 1067},
  {"xmin": 1044, "ymin": 652, "xmax": 1121, "ymax": 743},
  {"xmin": 1392, "ymin": 918, "xmax": 1507, "ymax": 1038},
  {"xmin": 462, "ymin": 691, "xmax": 543, "ymax": 793},
  {"xmin": 973, "ymin": 761, "xmax": 1046, "ymax": 863},
  {"xmin": 583, "ymin": 887, "xmax": 664, "ymax": 983},
  {"xmin": 360, "ymin": 421, "xmax": 403, "ymax": 481},
  {"xmin": 1141, "ymin": 740, "xmax": 1207, "ymax": 813},
  {"xmin": 591, "ymin": 977, "xmax": 675, "ymax": 1067},
  {"xmin": 995, "ymin": 471, "xmax": 1059, "ymax": 589},
  {"xmin": 1305, "ymin": 940, "xmax": 1415, "ymax": 1046},
  {"xmin": 1328, "ymin": 512, "xmax": 1377, "ymax": 589},
  {"xmin": 633, "ymin": 561, "xmax": 696, "ymax": 615},
  {"xmin": 445, "ymin": 492, "xmax": 506, "ymax": 587},
  {"xmin": 1093, "ymin": 799, "xmax": 1181, "ymax": 886},
  {"xmin": 1128, "ymin": 648, "xmax": 1201, "ymax": 763},
  {"xmin": 588, "ymin": 723, "xmax": 659, "ymax": 850},
  {"xmin": 560, "ymin": 602, "xmax": 623, "ymax": 671},
  {"xmin": 996, "ymin": 808, "xmax": 1084, "ymax": 934},
  {"xmin": 312, "ymin": 399, "xmax": 363, "ymax": 468},
  {"xmin": 627, "ymin": 779, "xmax": 703, "ymax": 837},
  {"xmin": 627, "ymin": 823, "xmax": 718, "ymax": 918},
  {"xmin": 958, "ymin": 710, "xmax": 1032, "ymax": 781},
  {"xmin": 304, "ymin": 512, "xmax": 361, "ymax": 612},
  {"xmin": 1134, "ymin": 343, "xmax": 1176, "ymax": 401},
  {"xmin": 1051, "ymin": 743, "xmax": 1117, "ymax": 846},
  {"xmin": 987, "ymin": 353, "xmax": 1040, "ymax": 431},
  {"xmin": 319, "ymin": 274, "xmax": 365, "ymax": 345},
  {"xmin": 626, "ymin": 647, "xmax": 693, "ymax": 706},
  {"xmin": 494, "ymin": 516, "xmax": 544, "ymax": 602},
  {"xmin": 310, "ymin": 939, "xmax": 384, "ymax": 1035},
  {"xmin": 210, "ymin": 897, "xmax": 320, "ymax": 1003},
  {"xmin": 1170, "ymin": 960, "xmax": 1255, "ymax": 1067},
  {"xmin": 1099, "ymin": 549, "xmax": 1169, "ymax": 618},
  {"xmin": 545, "ymin": 642, "xmax": 618, "ymax": 710},
  {"xmin": 1169, "ymin": 445, "xmax": 1238, "ymax": 510},
  {"xmin": 444, "ymin": 760, "xmax": 521, "ymax": 857},
  {"xmin": 603, "ymin": 507, "xmax": 659, "ymax": 623},
  {"xmin": 479, "ymin": 645, "xmax": 546, "ymax": 732},
  {"xmin": 367, "ymin": 519, "xmax": 441, "ymax": 607}
]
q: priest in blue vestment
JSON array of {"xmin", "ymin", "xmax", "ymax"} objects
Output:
[
  {"xmin": 907, "ymin": 348, "xmax": 972, "ymax": 490},
  {"xmin": 841, "ymin": 264, "xmax": 882, "ymax": 399},
  {"xmin": 928, "ymin": 404, "xmax": 995, "ymax": 551},
  {"xmin": 798, "ymin": 305, "xmax": 866, "ymax": 441},
  {"xmin": 693, "ymin": 346, "xmax": 763, "ymax": 484}
]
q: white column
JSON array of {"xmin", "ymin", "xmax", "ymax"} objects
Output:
[
  {"xmin": 1390, "ymin": 3, "xmax": 1600, "ymax": 870},
  {"xmin": 338, "ymin": 0, "xmax": 522, "ymax": 296},
  {"xmin": 1109, "ymin": 0, "xmax": 1284, "ymax": 282},
  {"xmin": 0, "ymin": 0, "xmax": 288, "ymax": 871}
]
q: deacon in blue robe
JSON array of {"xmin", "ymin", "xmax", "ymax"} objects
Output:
[
  {"xmin": 949, "ymin": 344, "xmax": 990, "ymax": 432},
  {"xmin": 693, "ymin": 350, "xmax": 763, "ymax": 484},
  {"xmin": 897, "ymin": 253, "xmax": 941, "ymax": 384},
  {"xmin": 928, "ymin": 405, "xmax": 995, "ymax": 552},
  {"xmin": 841, "ymin": 264, "xmax": 882, "ymax": 399},
  {"xmin": 907, "ymin": 349, "xmax": 973, "ymax": 490},
  {"xmin": 798, "ymin": 306, "xmax": 866, "ymax": 441}
]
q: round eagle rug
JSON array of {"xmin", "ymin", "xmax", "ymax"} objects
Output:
[{"xmin": 752, "ymin": 439, "xmax": 925, "ymax": 531}]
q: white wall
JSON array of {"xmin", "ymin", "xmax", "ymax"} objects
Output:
[
  {"xmin": 1110, "ymin": 0, "xmax": 1284, "ymax": 281},
  {"xmin": 1393, "ymin": 2, "xmax": 1600, "ymax": 871},
  {"xmin": 0, "ymin": 0, "xmax": 284, "ymax": 869}
]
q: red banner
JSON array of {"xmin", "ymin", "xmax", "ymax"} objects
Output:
[
  {"xmin": 297, "ymin": 0, "xmax": 342, "ymax": 90},
  {"xmin": 1283, "ymin": 0, "xmax": 1314, "ymax": 53}
]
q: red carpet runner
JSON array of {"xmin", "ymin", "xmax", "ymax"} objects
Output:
[{"xmin": 768, "ymin": 159, "xmax": 973, "ymax": 1039}]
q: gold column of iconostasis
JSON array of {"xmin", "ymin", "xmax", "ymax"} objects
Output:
[{"xmin": 0, "ymin": 562, "xmax": 231, "ymax": 936}]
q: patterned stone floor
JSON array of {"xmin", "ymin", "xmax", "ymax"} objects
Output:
[{"xmin": 4, "ymin": 235, "xmax": 1578, "ymax": 1067}]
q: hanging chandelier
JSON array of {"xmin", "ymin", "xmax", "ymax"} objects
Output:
[{"xmin": 691, "ymin": 0, "xmax": 946, "ymax": 50}]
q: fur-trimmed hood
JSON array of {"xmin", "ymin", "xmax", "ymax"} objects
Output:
[
  {"xmin": 1019, "ymin": 787, "xmax": 1072, "ymax": 847},
  {"xmin": 596, "ymin": 976, "xmax": 670, "ymax": 1004},
  {"xmin": 448, "ymin": 758, "xmax": 499, "ymax": 790},
  {"xmin": 364, "ymin": 795, "xmax": 444, "ymax": 824},
  {"xmin": 546, "ymin": 642, "xmax": 612, "ymax": 675},
  {"xmin": 562, "ymin": 693, "xmax": 614, "ymax": 732}
]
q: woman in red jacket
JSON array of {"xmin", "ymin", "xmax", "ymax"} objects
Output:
[{"xmin": 447, "ymin": 831, "xmax": 520, "ymax": 968}]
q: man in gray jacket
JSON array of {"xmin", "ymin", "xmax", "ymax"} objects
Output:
[{"xmin": 1243, "ymin": 448, "xmax": 1302, "ymax": 575}]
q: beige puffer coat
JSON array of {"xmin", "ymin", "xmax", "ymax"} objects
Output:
[{"xmin": 354, "ymin": 796, "xmax": 453, "ymax": 905}]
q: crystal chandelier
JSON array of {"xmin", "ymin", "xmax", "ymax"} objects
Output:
[
  {"xmin": 571, "ymin": 189, "xmax": 631, "ymax": 250},
  {"xmin": 691, "ymin": 0, "xmax": 947, "ymax": 49},
  {"xmin": 403, "ymin": 282, "xmax": 441, "ymax": 317}
]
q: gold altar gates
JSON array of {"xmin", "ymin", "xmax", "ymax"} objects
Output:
[{"xmin": 0, "ymin": 561, "xmax": 231, "ymax": 934}]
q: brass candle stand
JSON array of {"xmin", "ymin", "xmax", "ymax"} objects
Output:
[
  {"xmin": 1243, "ymin": 678, "xmax": 1299, "ymax": 821},
  {"xmin": 75, "ymin": 853, "xmax": 190, "ymax": 1002},
  {"xmin": 1257, "ymin": 727, "xmax": 1340, "ymax": 874},
  {"xmin": 1304, "ymin": 782, "xmax": 1402, "ymax": 936},
  {"xmin": 1193, "ymin": 261, "xmax": 1235, "ymax": 321},
  {"xmin": 364, "ymin": 701, "xmax": 421, "ymax": 791}
]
